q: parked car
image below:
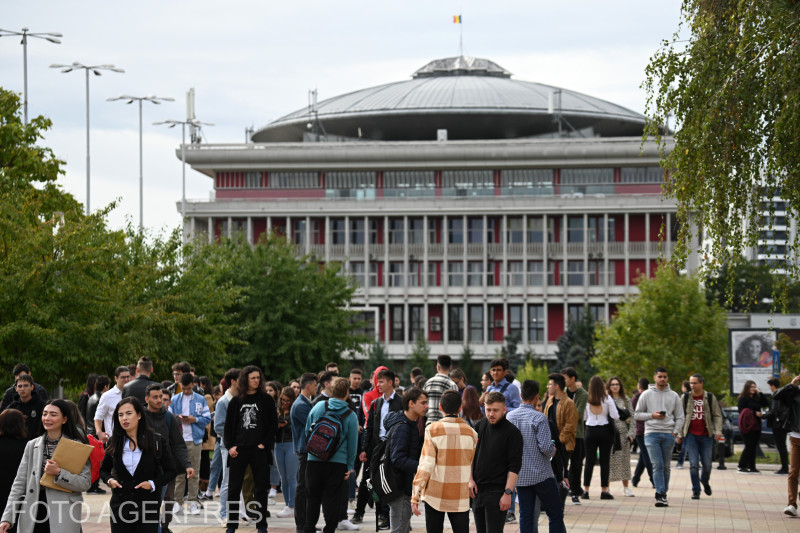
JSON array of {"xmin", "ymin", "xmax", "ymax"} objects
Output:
[{"xmin": 722, "ymin": 407, "xmax": 774, "ymax": 447}]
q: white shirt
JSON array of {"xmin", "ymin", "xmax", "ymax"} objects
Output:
[
  {"xmin": 584, "ymin": 396, "xmax": 620, "ymax": 426},
  {"xmin": 180, "ymin": 393, "xmax": 193, "ymax": 442},
  {"xmin": 378, "ymin": 391, "xmax": 396, "ymax": 439},
  {"xmin": 94, "ymin": 386, "xmax": 123, "ymax": 435},
  {"xmin": 122, "ymin": 437, "xmax": 155, "ymax": 492}
]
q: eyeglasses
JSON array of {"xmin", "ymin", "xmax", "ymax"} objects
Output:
[{"xmin": 609, "ymin": 383, "xmax": 620, "ymax": 387}]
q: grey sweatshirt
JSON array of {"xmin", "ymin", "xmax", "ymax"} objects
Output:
[{"xmin": 633, "ymin": 384, "xmax": 685, "ymax": 434}]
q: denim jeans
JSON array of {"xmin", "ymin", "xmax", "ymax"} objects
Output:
[
  {"xmin": 388, "ymin": 494, "xmax": 412, "ymax": 533},
  {"xmin": 208, "ymin": 440, "xmax": 223, "ymax": 493},
  {"xmin": 275, "ymin": 441, "xmax": 299, "ymax": 508},
  {"xmin": 517, "ymin": 478, "xmax": 566, "ymax": 533},
  {"xmin": 644, "ymin": 432, "xmax": 675, "ymax": 495},
  {"xmin": 683, "ymin": 433, "xmax": 713, "ymax": 494},
  {"xmin": 632, "ymin": 435, "xmax": 653, "ymax": 485},
  {"xmin": 218, "ymin": 446, "xmax": 229, "ymax": 519}
]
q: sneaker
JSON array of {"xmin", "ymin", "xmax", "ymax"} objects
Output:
[
  {"xmin": 581, "ymin": 492, "xmax": 589, "ymax": 500},
  {"xmin": 571, "ymin": 494, "xmax": 582, "ymax": 505},
  {"xmin": 377, "ymin": 515, "xmax": 390, "ymax": 530},
  {"xmin": 737, "ymin": 468, "xmax": 749, "ymax": 474},
  {"xmin": 702, "ymin": 482, "xmax": 712, "ymax": 496},
  {"xmin": 775, "ymin": 469, "xmax": 789, "ymax": 475},
  {"xmin": 277, "ymin": 506, "xmax": 294, "ymax": 518},
  {"xmin": 623, "ymin": 487, "xmax": 635, "ymax": 497},
  {"xmin": 655, "ymin": 494, "xmax": 668, "ymax": 507},
  {"xmin": 505, "ymin": 513, "xmax": 516, "ymax": 523},
  {"xmin": 691, "ymin": 492, "xmax": 700, "ymax": 500},
  {"xmin": 347, "ymin": 508, "xmax": 356, "ymax": 515},
  {"xmin": 717, "ymin": 464, "xmax": 727, "ymax": 470},
  {"xmin": 784, "ymin": 505, "xmax": 798, "ymax": 517},
  {"xmin": 337, "ymin": 519, "xmax": 360, "ymax": 530},
  {"xmin": 675, "ymin": 464, "xmax": 684, "ymax": 469},
  {"xmin": 749, "ymin": 469, "xmax": 761, "ymax": 474},
  {"xmin": 87, "ymin": 486, "xmax": 107, "ymax": 494},
  {"xmin": 268, "ymin": 488, "xmax": 277, "ymax": 498},
  {"xmin": 351, "ymin": 513, "xmax": 363, "ymax": 524},
  {"xmin": 189, "ymin": 502, "xmax": 201, "ymax": 515},
  {"xmin": 257, "ymin": 529, "xmax": 267, "ymax": 533},
  {"xmin": 631, "ymin": 478, "xmax": 639, "ymax": 488},
  {"xmin": 600, "ymin": 491, "xmax": 614, "ymax": 500},
  {"xmin": 198, "ymin": 492, "xmax": 209, "ymax": 501},
  {"xmin": 171, "ymin": 503, "xmax": 183, "ymax": 515},
  {"xmin": 225, "ymin": 528, "xmax": 235, "ymax": 533}
]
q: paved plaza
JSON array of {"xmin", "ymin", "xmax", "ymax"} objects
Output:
[{"xmin": 75, "ymin": 460, "xmax": 797, "ymax": 533}]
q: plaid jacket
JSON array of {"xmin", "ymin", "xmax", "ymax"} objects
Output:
[{"xmin": 411, "ymin": 416, "xmax": 477, "ymax": 512}]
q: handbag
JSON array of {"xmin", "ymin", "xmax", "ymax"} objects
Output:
[
  {"xmin": 617, "ymin": 407, "xmax": 631, "ymax": 421},
  {"xmin": 611, "ymin": 420, "xmax": 623, "ymax": 453}
]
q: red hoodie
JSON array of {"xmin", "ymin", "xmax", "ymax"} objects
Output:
[{"xmin": 362, "ymin": 366, "xmax": 388, "ymax": 423}]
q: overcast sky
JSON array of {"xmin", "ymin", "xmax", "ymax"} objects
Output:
[{"xmin": 2, "ymin": 1, "xmax": 683, "ymax": 235}]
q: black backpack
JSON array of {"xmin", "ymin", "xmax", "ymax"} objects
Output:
[
  {"xmin": 368, "ymin": 424, "xmax": 403, "ymax": 504},
  {"xmin": 306, "ymin": 399, "xmax": 346, "ymax": 461}
]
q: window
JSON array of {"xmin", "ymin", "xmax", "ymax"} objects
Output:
[
  {"xmin": 410, "ymin": 305, "xmax": 424, "ymax": 341},
  {"xmin": 350, "ymin": 262, "xmax": 365, "ymax": 287},
  {"xmin": 368, "ymin": 262, "xmax": 379, "ymax": 287},
  {"xmin": 527, "ymin": 217, "xmax": 550, "ymax": 243},
  {"xmin": 487, "ymin": 261, "xmax": 497, "ymax": 286},
  {"xmin": 331, "ymin": 219, "xmax": 345, "ymax": 245},
  {"xmin": 507, "ymin": 261, "xmax": 524, "ymax": 286},
  {"xmin": 448, "ymin": 218, "xmax": 464, "ymax": 244},
  {"xmin": 448, "ymin": 304, "xmax": 464, "ymax": 342},
  {"xmin": 389, "ymin": 219, "xmax": 404, "ymax": 245},
  {"xmin": 388, "ymin": 262, "xmax": 404, "ymax": 287},
  {"xmin": 620, "ymin": 167, "xmax": 663, "ymax": 184},
  {"xmin": 527, "ymin": 261, "xmax": 544, "ymax": 285},
  {"xmin": 293, "ymin": 219, "xmax": 306, "ymax": 245},
  {"xmin": 547, "ymin": 261, "xmax": 559, "ymax": 286},
  {"xmin": 409, "ymin": 218, "xmax": 424, "ymax": 244},
  {"xmin": 368, "ymin": 219, "xmax": 379, "ymax": 244},
  {"xmin": 589, "ymin": 304, "xmax": 605, "ymax": 323},
  {"xmin": 760, "ymin": 230, "xmax": 787, "ymax": 240},
  {"xmin": 383, "ymin": 171, "xmax": 435, "ymax": 197},
  {"xmin": 507, "ymin": 217, "xmax": 523, "ymax": 243},
  {"xmin": 469, "ymin": 305, "xmax": 484, "ymax": 342},
  {"xmin": 560, "ymin": 168, "xmax": 614, "ymax": 185},
  {"xmin": 427, "ymin": 262, "xmax": 441, "ymax": 287},
  {"xmin": 390, "ymin": 306, "xmax": 404, "ymax": 342},
  {"xmin": 448, "ymin": 261, "xmax": 464, "ymax": 286},
  {"xmin": 567, "ymin": 217, "xmax": 584, "ymax": 243},
  {"xmin": 528, "ymin": 305, "xmax": 544, "ymax": 342},
  {"xmin": 587, "ymin": 216, "xmax": 605, "ymax": 243},
  {"xmin": 587, "ymin": 260, "xmax": 605, "ymax": 285},
  {"xmin": 467, "ymin": 218, "xmax": 483, "ymax": 244},
  {"xmin": 350, "ymin": 219, "xmax": 365, "ymax": 245},
  {"xmin": 428, "ymin": 217, "xmax": 441, "ymax": 244},
  {"xmin": 467, "ymin": 261, "xmax": 483, "ymax": 286},
  {"xmin": 509, "ymin": 305, "xmax": 523, "ymax": 339},
  {"xmin": 568, "ymin": 305, "xmax": 585, "ymax": 323},
  {"xmin": 408, "ymin": 261, "xmax": 423, "ymax": 287},
  {"xmin": 269, "ymin": 171, "xmax": 318, "ymax": 188},
  {"xmin": 567, "ymin": 261, "xmax": 584, "ymax": 286}
]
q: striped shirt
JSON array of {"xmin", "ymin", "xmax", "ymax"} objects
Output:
[
  {"xmin": 411, "ymin": 415, "xmax": 477, "ymax": 512},
  {"xmin": 423, "ymin": 373, "xmax": 458, "ymax": 425},
  {"xmin": 506, "ymin": 403, "xmax": 555, "ymax": 486}
]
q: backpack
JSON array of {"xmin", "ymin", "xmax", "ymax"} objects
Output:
[
  {"xmin": 306, "ymin": 399, "xmax": 345, "ymax": 461},
  {"xmin": 739, "ymin": 408, "xmax": 760, "ymax": 434},
  {"xmin": 368, "ymin": 424, "xmax": 403, "ymax": 504}
]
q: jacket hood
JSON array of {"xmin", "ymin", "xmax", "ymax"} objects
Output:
[
  {"xmin": 383, "ymin": 410, "xmax": 409, "ymax": 433},
  {"xmin": 371, "ymin": 366, "xmax": 389, "ymax": 385},
  {"xmin": 325, "ymin": 398, "xmax": 351, "ymax": 413},
  {"xmin": 649, "ymin": 384, "xmax": 673, "ymax": 393}
]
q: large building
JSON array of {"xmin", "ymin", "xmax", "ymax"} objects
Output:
[{"xmin": 179, "ymin": 56, "xmax": 679, "ymax": 363}]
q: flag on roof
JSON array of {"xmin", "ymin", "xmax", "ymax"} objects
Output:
[{"xmin": 453, "ymin": 15, "xmax": 462, "ymax": 24}]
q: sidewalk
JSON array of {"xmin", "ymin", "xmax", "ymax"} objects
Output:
[{"xmin": 78, "ymin": 462, "xmax": 797, "ymax": 532}]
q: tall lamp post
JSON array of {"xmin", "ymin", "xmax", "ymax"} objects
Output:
[
  {"xmin": 108, "ymin": 95, "xmax": 174, "ymax": 231},
  {"xmin": 0, "ymin": 27, "xmax": 62, "ymax": 125},
  {"xmin": 50, "ymin": 62, "xmax": 124, "ymax": 215},
  {"xmin": 153, "ymin": 118, "xmax": 213, "ymax": 240}
]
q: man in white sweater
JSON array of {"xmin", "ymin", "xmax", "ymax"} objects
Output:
[{"xmin": 633, "ymin": 367, "xmax": 684, "ymax": 508}]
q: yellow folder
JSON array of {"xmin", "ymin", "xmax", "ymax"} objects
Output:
[{"xmin": 40, "ymin": 438, "xmax": 94, "ymax": 493}]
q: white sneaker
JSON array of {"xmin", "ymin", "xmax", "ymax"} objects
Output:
[
  {"xmin": 347, "ymin": 508, "xmax": 356, "ymax": 515},
  {"xmin": 189, "ymin": 502, "xmax": 201, "ymax": 515},
  {"xmin": 268, "ymin": 488, "xmax": 277, "ymax": 498},
  {"xmin": 337, "ymin": 519, "xmax": 360, "ymax": 530},
  {"xmin": 171, "ymin": 503, "xmax": 183, "ymax": 515},
  {"xmin": 624, "ymin": 487, "xmax": 635, "ymax": 497},
  {"xmin": 277, "ymin": 506, "xmax": 294, "ymax": 518},
  {"xmin": 784, "ymin": 505, "xmax": 798, "ymax": 517}
]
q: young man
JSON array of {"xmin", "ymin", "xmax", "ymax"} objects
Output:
[
  {"xmin": 348, "ymin": 369, "xmax": 366, "ymax": 505},
  {"xmin": 484, "ymin": 358, "xmax": 520, "ymax": 411},
  {"xmin": 560, "ymin": 366, "xmax": 588, "ymax": 504},
  {"xmin": 772, "ymin": 373, "xmax": 800, "ymax": 517},
  {"xmin": 7, "ymin": 374, "xmax": 44, "ymax": 440},
  {"xmin": 167, "ymin": 361, "xmax": 192, "ymax": 395},
  {"xmin": 94, "ymin": 365, "xmax": 132, "ymax": 443},
  {"xmin": 631, "ymin": 378, "xmax": 654, "ymax": 488},
  {"xmin": 767, "ymin": 377, "xmax": 791, "ymax": 475},
  {"xmin": 543, "ymin": 373, "xmax": 578, "ymax": 505},
  {"xmin": 170, "ymin": 372, "xmax": 212, "ymax": 515},
  {"xmin": 211, "ymin": 369, "xmax": 241, "ymax": 522},
  {"xmin": 291, "ymin": 372, "xmax": 318, "ymax": 533},
  {"xmin": 449, "ymin": 369, "xmax": 475, "ymax": 397},
  {"xmin": 411, "ymin": 390, "xmax": 477, "ymax": 533},
  {"xmin": 634, "ymin": 367, "xmax": 684, "ymax": 508},
  {"xmin": 122, "ymin": 356, "xmax": 158, "ymax": 404},
  {"xmin": 507, "ymin": 380, "xmax": 565, "ymax": 533},
  {"xmin": 676, "ymin": 373, "xmax": 722, "ymax": 500},
  {"xmin": 144, "ymin": 383, "xmax": 192, "ymax": 533},
  {"xmin": 314, "ymin": 370, "xmax": 337, "ymax": 403},
  {"xmin": 384, "ymin": 387, "xmax": 428, "ymax": 533},
  {"xmin": 470, "ymin": 391, "xmax": 523, "ymax": 533},
  {"xmin": 326, "ymin": 362, "xmax": 340, "ymax": 375},
  {"xmin": 303, "ymin": 377, "xmax": 359, "ymax": 533},
  {"xmin": 423, "ymin": 355, "xmax": 458, "ymax": 425},
  {"xmin": 0, "ymin": 363, "xmax": 49, "ymax": 412}
]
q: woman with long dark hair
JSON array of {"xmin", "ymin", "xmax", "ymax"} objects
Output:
[
  {"xmin": 274, "ymin": 386, "xmax": 298, "ymax": 518},
  {"xmin": 582, "ymin": 376, "xmax": 620, "ymax": 499},
  {"xmin": 737, "ymin": 380, "xmax": 769, "ymax": 474},
  {"xmin": 606, "ymin": 377, "xmax": 636, "ymax": 496},
  {"xmin": 0, "ymin": 409, "xmax": 28, "ymax": 521},
  {"xmin": 460, "ymin": 385, "xmax": 484, "ymax": 428},
  {"xmin": 100, "ymin": 397, "xmax": 176, "ymax": 533},
  {"xmin": 265, "ymin": 380, "xmax": 283, "ymax": 500},
  {"xmin": 0, "ymin": 399, "xmax": 92, "ymax": 533},
  {"xmin": 223, "ymin": 365, "xmax": 277, "ymax": 533}
]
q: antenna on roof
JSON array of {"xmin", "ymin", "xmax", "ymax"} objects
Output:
[
  {"xmin": 187, "ymin": 88, "xmax": 199, "ymax": 143},
  {"xmin": 245, "ymin": 125, "xmax": 254, "ymax": 143},
  {"xmin": 548, "ymin": 89, "xmax": 584, "ymax": 138},
  {"xmin": 307, "ymin": 88, "xmax": 327, "ymax": 142}
]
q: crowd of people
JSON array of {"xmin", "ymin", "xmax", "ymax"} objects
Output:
[{"xmin": 0, "ymin": 358, "xmax": 797, "ymax": 533}]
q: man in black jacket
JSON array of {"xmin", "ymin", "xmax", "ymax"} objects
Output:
[
  {"xmin": 123, "ymin": 357, "xmax": 158, "ymax": 404},
  {"xmin": 385, "ymin": 387, "xmax": 428, "ymax": 533},
  {"xmin": 144, "ymin": 384, "xmax": 193, "ymax": 533},
  {"xmin": 0, "ymin": 363, "xmax": 48, "ymax": 412},
  {"xmin": 6, "ymin": 374, "xmax": 44, "ymax": 440},
  {"xmin": 469, "ymin": 391, "xmax": 523, "ymax": 533}
]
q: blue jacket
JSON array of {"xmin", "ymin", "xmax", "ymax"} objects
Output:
[
  {"xmin": 170, "ymin": 391, "xmax": 211, "ymax": 445},
  {"xmin": 304, "ymin": 397, "xmax": 358, "ymax": 470},
  {"xmin": 214, "ymin": 392, "xmax": 232, "ymax": 449},
  {"xmin": 385, "ymin": 411, "xmax": 422, "ymax": 495},
  {"xmin": 291, "ymin": 393, "xmax": 313, "ymax": 454}
]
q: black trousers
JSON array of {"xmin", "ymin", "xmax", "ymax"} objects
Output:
[
  {"xmin": 584, "ymin": 424, "xmax": 613, "ymax": 488},
  {"xmin": 354, "ymin": 461, "xmax": 372, "ymax": 515},
  {"xmin": 738, "ymin": 430, "xmax": 761, "ymax": 471},
  {"xmin": 295, "ymin": 452, "xmax": 308, "ymax": 532},
  {"xmin": 424, "ymin": 502, "xmax": 469, "ymax": 533},
  {"xmin": 472, "ymin": 489, "xmax": 506, "ymax": 533},
  {"xmin": 227, "ymin": 446, "xmax": 270, "ymax": 530},
  {"xmin": 567, "ymin": 437, "xmax": 584, "ymax": 495},
  {"xmin": 304, "ymin": 461, "xmax": 347, "ymax": 533},
  {"xmin": 774, "ymin": 428, "xmax": 789, "ymax": 470}
]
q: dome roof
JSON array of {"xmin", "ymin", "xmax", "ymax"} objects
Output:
[{"xmin": 252, "ymin": 56, "xmax": 646, "ymax": 143}]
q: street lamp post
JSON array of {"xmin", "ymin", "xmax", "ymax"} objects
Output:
[
  {"xmin": 50, "ymin": 62, "xmax": 124, "ymax": 215},
  {"xmin": 108, "ymin": 95, "xmax": 174, "ymax": 231},
  {"xmin": 153, "ymin": 118, "xmax": 213, "ymax": 241},
  {"xmin": 0, "ymin": 27, "xmax": 62, "ymax": 125}
]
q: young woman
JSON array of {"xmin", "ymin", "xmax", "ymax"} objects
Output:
[
  {"xmin": 737, "ymin": 380, "xmax": 769, "ymax": 474},
  {"xmin": 460, "ymin": 385, "xmax": 484, "ymax": 428},
  {"xmin": 0, "ymin": 399, "xmax": 92, "ymax": 533},
  {"xmin": 223, "ymin": 365, "xmax": 277, "ymax": 533},
  {"xmin": 0, "ymin": 410, "xmax": 29, "ymax": 520},
  {"xmin": 100, "ymin": 397, "xmax": 176, "ymax": 533},
  {"xmin": 289, "ymin": 379, "xmax": 301, "ymax": 398},
  {"xmin": 274, "ymin": 386, "xmax": 298, "ymax": 518},
  {"xmin": 583, "ymin": 376, "xmax": 620, "ymax": 499},
  {"xmin": 606, "ymin": 377, "xmax": 636, "ymax": 496}
]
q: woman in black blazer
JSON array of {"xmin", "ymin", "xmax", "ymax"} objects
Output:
[{"xmin": 100, "ymin": 397, "xmax": 176, "ymax": 533}]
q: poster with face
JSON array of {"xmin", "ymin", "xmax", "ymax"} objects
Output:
[{"xmin": 729, "ymin": 329, "xmax": 778, "ymax": 394}]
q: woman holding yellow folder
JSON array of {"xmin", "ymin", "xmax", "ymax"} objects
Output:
[{"xmin": 0, "ymin": 399, "xmax": 92, "ymax": 533}]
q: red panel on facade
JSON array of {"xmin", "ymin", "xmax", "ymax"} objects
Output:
[
  {"xmin": 608, "ymin": 303, "xmax": 618, "ymax": 319},
  {"xmin": 376, "ymin": 262, "xmax": 384, "ymax": 287},
  {"xmin": 614, "ymin": 260, "xmax": 626, "ymax": 286},
  {"xmin": 376, "ymin": 218, "xmax": 384, "ymax": 245},
  {"xmin": 253, "ymin": 219, "xmax": 267, "ymax": 244},
  {"xmin": 552, "ymin": 217, "xmax": 561, "ymax": 243},
  {"xmin": 312, "ymin": 218, "xmax": 325, "ymax": 244},
  {"xmin": 613, "ymin": 215, "xmax": 625, "ymax": 242},
  {"xmin": 551, "ymin": 260, "xmax": 560, "ymax": 286},
  {"xmin": 629, "ymin": 215, "xmax": 646, "ymax": 241},
  {"xmin": 493, "ymin": 261, "xmax": 501, "ymax": 285},
  {"xmin": 548, "ymin": 304, "xmax": 564, "ymax": 342},
  {"xmin": 649, "ymin": 213, "xmax": 665, "ymax": 242},
  {"xmin": 428, "ymin": 305, "xmax": 443, "ymax": 342},
  {"xmin": 492, "ymin": 305, "xmax": 504, "ymax": 342},
  {"xmin": 629, "ymin": 260, "xmax": 647, "ymax": 283}
]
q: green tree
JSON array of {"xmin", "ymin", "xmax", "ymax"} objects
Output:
[
  {"xmin": 594, "ymin": 267, "xmax": 729, "ymax": 394},
  {"xmin": 515, "ymin": 358, "xmax": 551, "ymax": 385},
  {"xmin": 365, "ymin": 341, "xmax": 391, "ymax": 379},
  {"xmin": 553, "ymin": 308, "xmax": 597, "ymax": 381},
  {"xmin": 704, "ymin": 260, "xmax": 800, "ymax": 313},
  {"xmin": 643, "ymin": 0, "xmax": 800, "ymax": 285},
  {"xmin": 498, "ymin": 332, "xmax": 524, "ymax": 372},
  {"xmin": 457, "ymin": 344, "xmax": 482, "ymax": 390},
  {"xmin": 776, "ymin": 333, "xmax": 800, "ymax": 385},
  {"xmin": 408, "ymin": 333, "xmax": 433, "ymax": 377}
]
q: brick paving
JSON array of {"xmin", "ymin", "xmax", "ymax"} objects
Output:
[{"xmin": 77, "ymin": 461, "xmax": 797, "ymax": 532}]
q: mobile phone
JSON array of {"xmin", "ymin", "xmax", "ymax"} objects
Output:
[{"xmin": 658, "ymin": 410, "xmax": 666, "ymax": 415}]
